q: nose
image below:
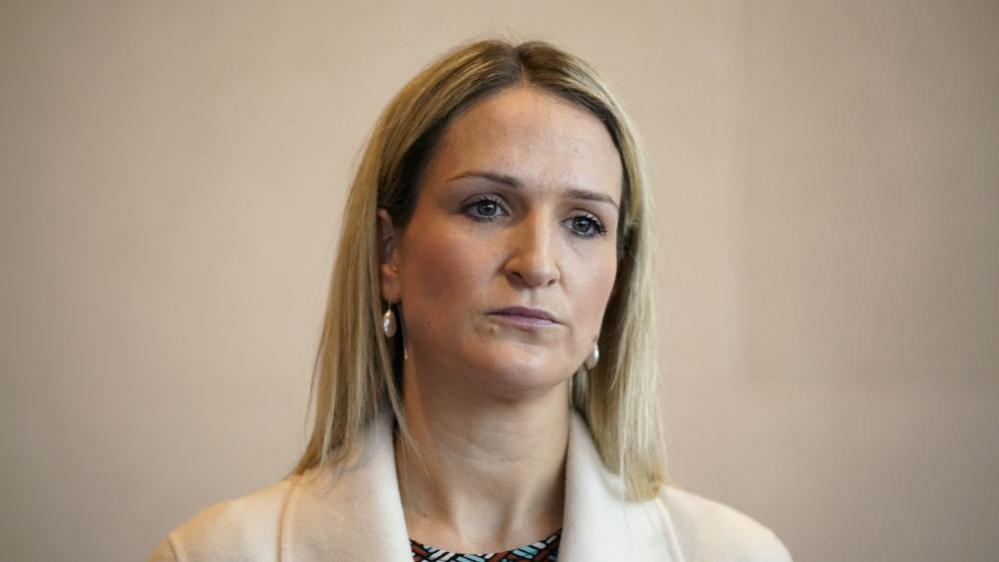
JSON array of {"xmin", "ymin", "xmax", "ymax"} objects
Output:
[{"xmin": 503, "ymin": 212, "xmax": 560, "ymax": 288}]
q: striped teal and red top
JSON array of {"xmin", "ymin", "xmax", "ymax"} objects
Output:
[{"xmin": 410, "ymin": 530, "xmax": 560, "ymax": 562}]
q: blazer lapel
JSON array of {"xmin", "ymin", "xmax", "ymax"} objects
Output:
[
  {"xmin": 280, "ymin": 410, "xmax": 412, "ymax": 562},
  {"xmin": 560, "ymin": 412, "xmax": 683, "ymax": 562}
]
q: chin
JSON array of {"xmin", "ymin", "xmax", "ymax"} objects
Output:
[{"xmin": 462, "ymin": 346, "xmax": 574, "ymax": 398}]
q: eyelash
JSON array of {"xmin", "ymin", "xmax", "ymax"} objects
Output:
[{"xmin": 461, "ymin": 196, "xmax": 608, "ymax": 239}]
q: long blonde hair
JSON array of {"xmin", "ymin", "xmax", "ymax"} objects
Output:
[{"xmin": 293, "ymin": 39, "xmax": 665, "ymax": 499}]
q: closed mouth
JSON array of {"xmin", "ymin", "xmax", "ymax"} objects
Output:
[{"xmin": 488, "ymin": 306, "xmax": 560, "ymax": 324}]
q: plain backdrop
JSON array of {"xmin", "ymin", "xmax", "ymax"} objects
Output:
[{"xmin": 1, "ymin": 1, "xmax": 997, "ymax": 561}]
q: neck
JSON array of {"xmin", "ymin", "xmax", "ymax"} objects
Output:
[{"xmin": 395, "ymin": 366, "xmax": 571, "ymax": 553}]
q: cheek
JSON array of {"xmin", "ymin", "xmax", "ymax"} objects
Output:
[
  {"xmin": 568, "ymin": 249, "xmax": 618, "ymax": 331},
  {"xmin": 400, "ymin": 227, "xmax": 492, "ymax": 321}
]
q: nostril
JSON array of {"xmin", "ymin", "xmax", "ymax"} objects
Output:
[{"xmin": 504, "ymin": 262, "xmax": 559, "ymax": 289}]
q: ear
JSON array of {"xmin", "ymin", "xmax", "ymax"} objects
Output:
[{"xmin": 377, "ymin": 208, "xmax": 402, "ymax": 303}]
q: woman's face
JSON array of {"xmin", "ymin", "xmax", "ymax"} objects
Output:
[{"xmin": 380, "ymin": 86, "xmax": 622, "ymax": 399}]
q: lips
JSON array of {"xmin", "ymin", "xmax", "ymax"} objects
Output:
[{"xmin": 488, "ymin": 306, "xmax": 561, "ymax": 326}]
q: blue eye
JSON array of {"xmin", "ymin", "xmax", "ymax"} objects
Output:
[
  {"xmin": 565, "ymin": 214, "xmax": 607, "ymax": 238},
  {"xmin": 464, "ymin": 196, "xmax": 506, "ymax": 221}
]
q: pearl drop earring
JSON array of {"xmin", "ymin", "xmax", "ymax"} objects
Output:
[
  {"xmin": 382, "ymin": 306, "xmax": 397, "ymax": 338},
  {"xmin": 585, "ymin": 343, "xmax": 599, "ymax": 369}
]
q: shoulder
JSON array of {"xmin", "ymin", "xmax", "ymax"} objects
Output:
[
  {"xmin": 148, "ymin": 478, "xmax": 297, "ymax": 562},
  {"xmin": 659, "ymin": 485, "xmax": 792, "ymax": 562}
]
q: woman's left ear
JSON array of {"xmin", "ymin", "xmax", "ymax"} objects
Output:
[{"xmin": 376, "ymin": 209, "xmax": 402, "ymax": 302}]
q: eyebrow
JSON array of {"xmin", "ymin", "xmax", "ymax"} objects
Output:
[{"xmin": 447, "ymin": 170, "xmax": 620, "ymax": 210}]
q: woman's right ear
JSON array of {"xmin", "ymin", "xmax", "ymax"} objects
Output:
[{"xmin": 376, "ymin": 209, "xmax": 402, "ymax": 303}]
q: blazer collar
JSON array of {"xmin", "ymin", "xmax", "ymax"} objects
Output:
[{"xmin": 281, "ymin": 409, "xmax": 680, "ymax": 561}]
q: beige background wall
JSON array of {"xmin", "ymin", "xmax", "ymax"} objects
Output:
[{"xmin": 2, "ymin": 1, "xmax": 997, "ymax": 561}]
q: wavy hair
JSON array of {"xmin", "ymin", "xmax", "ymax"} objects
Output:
[{"xmin": 293, "ymin": 39, "xmax": 665, "ymax": 499}]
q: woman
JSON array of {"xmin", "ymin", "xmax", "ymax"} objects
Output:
[{"xmin": 150, "ymin": 39, "xmax": 791, "ymax": 562}]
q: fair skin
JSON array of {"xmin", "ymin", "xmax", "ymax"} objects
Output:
[{"xmin": 377, "ymin": 85, "xmax": 623, "ymax": 553}]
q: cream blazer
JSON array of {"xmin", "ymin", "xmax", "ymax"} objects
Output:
[{"xmin": 149, "ymin": 411, "xmax": 791, "ymax": 561}]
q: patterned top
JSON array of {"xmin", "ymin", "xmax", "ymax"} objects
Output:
[{"xmin": 410, "ymin": 530, "xmax": 560, "ymax": 562}]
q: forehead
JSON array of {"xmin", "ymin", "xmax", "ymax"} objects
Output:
[{"xmin": 425, "ymin": 86, "xmax": 623, "ymax": 202}]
